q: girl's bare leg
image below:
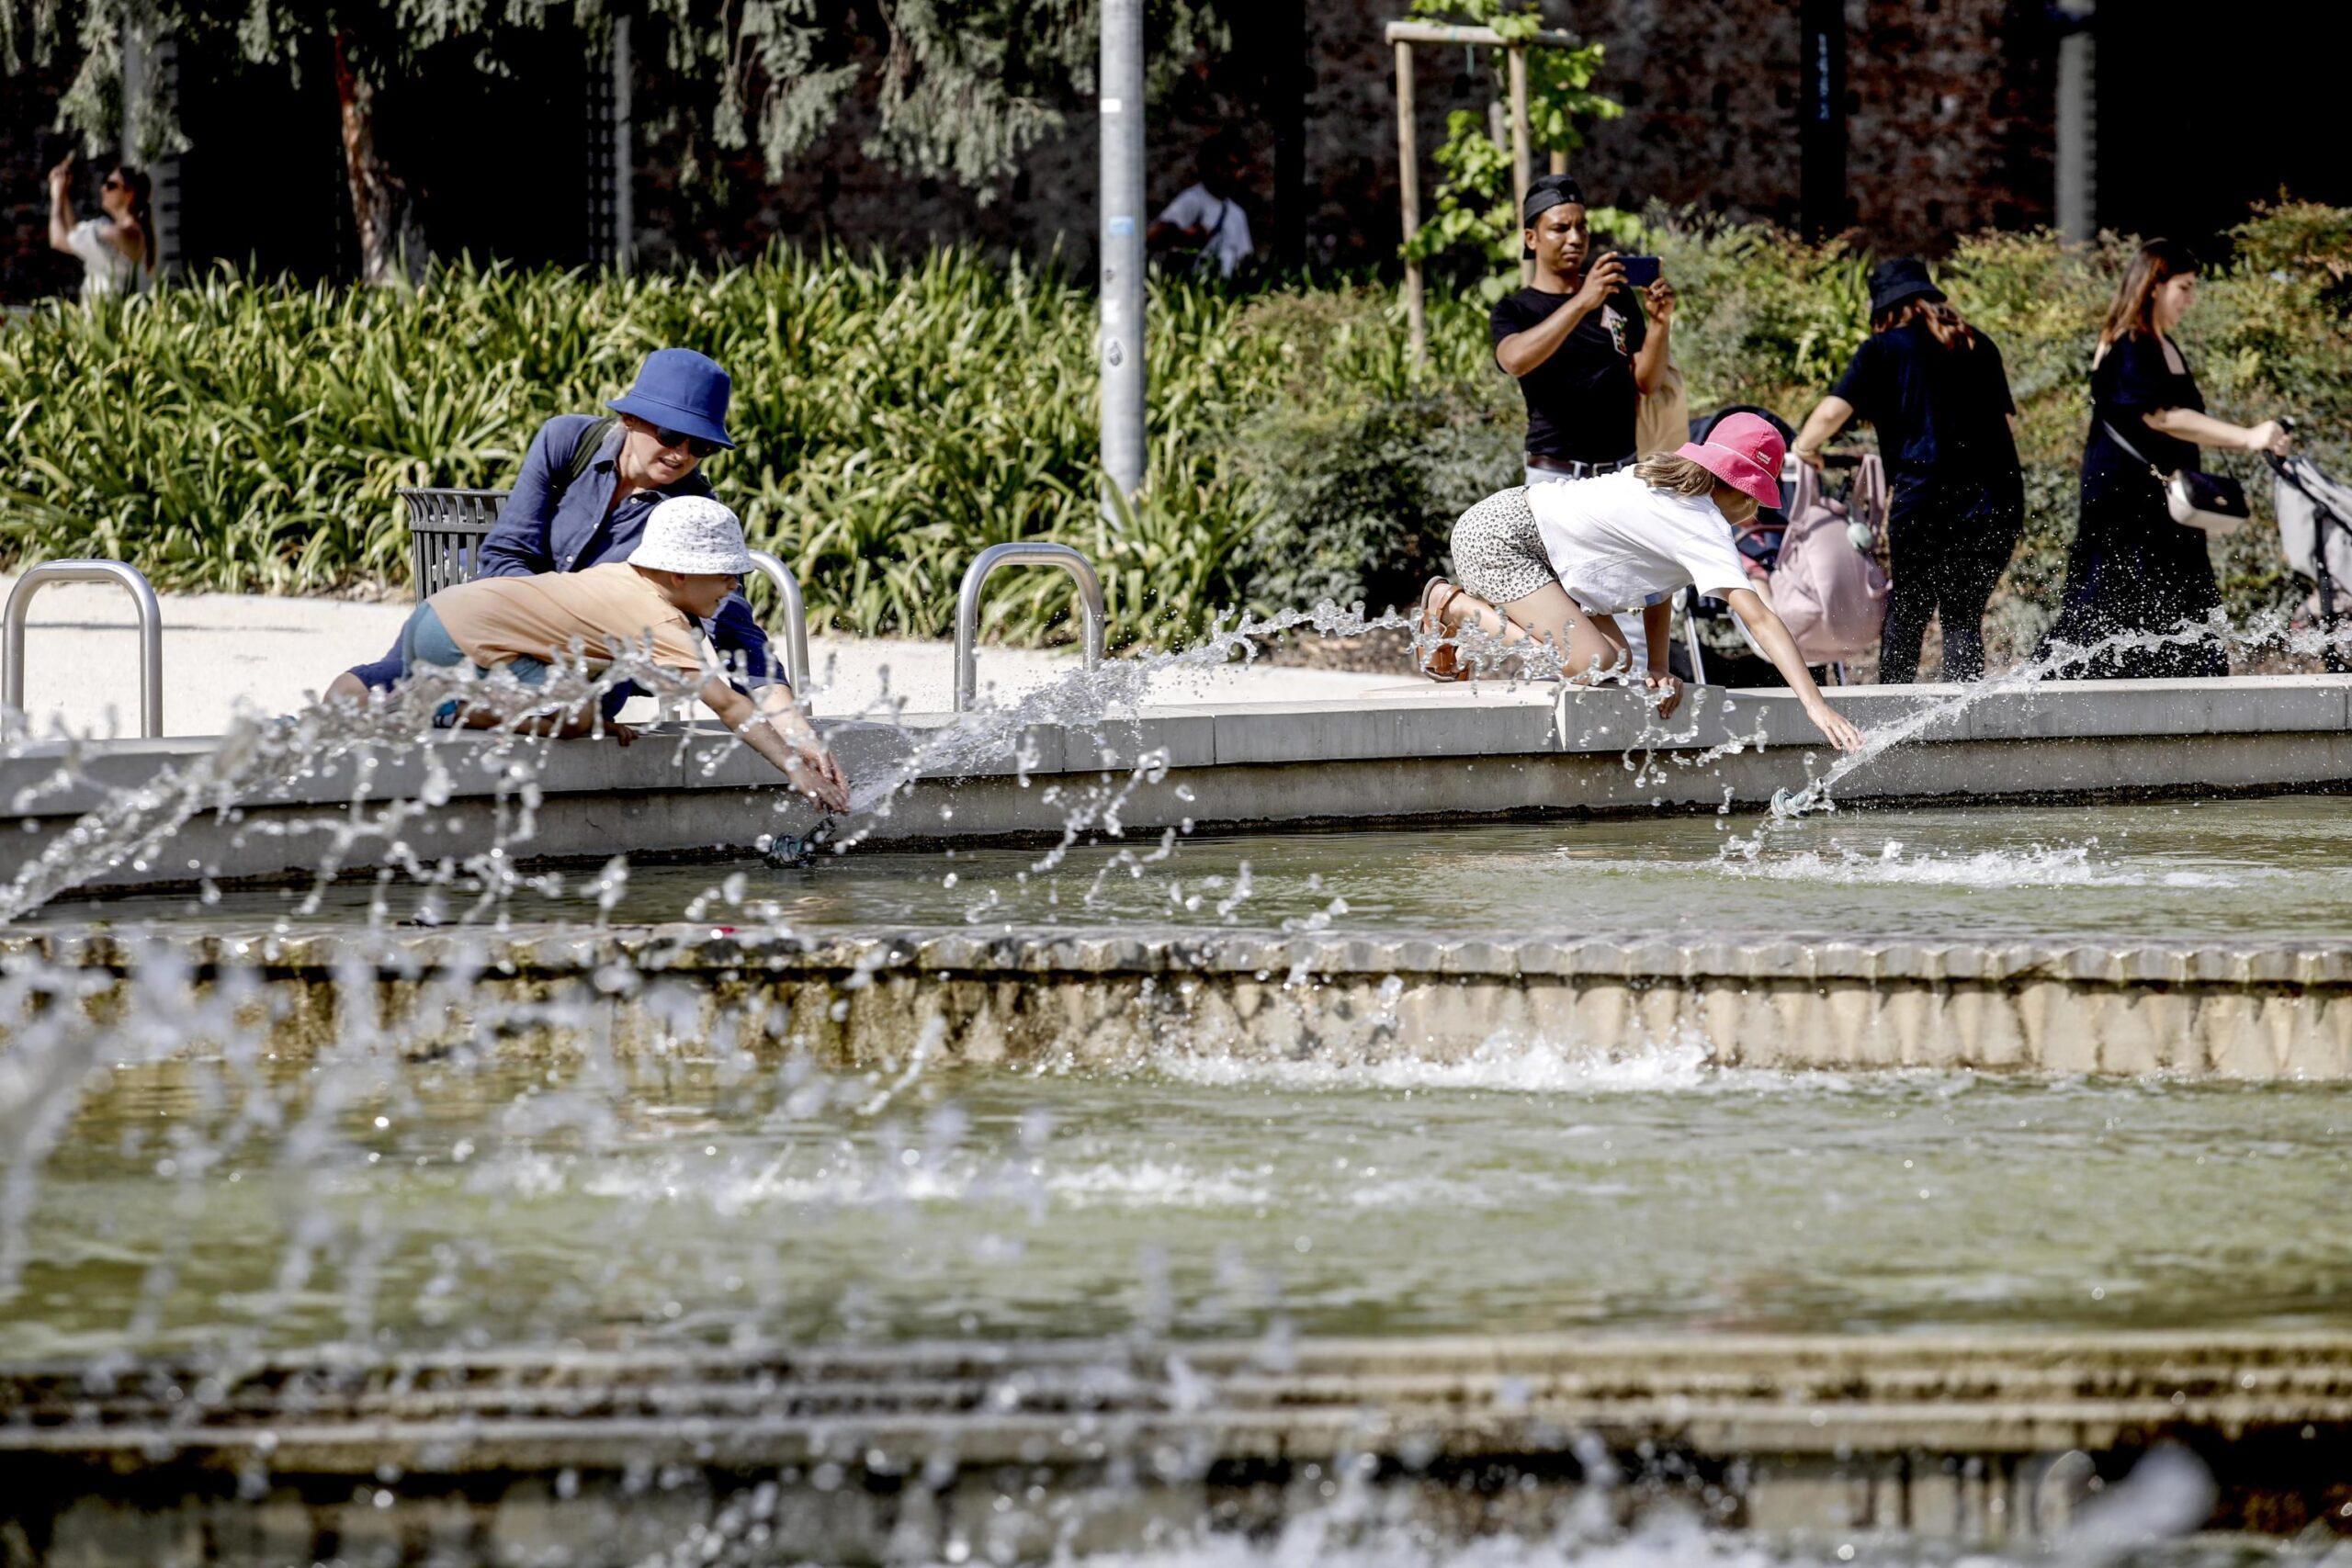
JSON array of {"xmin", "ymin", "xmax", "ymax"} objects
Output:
[{"xmin": 1441, "ymin": 583, "xmax": 1629, "ymax": 682}]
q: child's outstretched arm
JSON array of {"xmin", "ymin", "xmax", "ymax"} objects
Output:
[
  {"xmin": 1724, "ymin": 589, "xmax": 1866, "ymax": 752},
  {"xmin": 701, "ymin": 679, "xmax": 853, "ymax": 812}
]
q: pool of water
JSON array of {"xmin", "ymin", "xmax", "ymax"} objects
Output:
[
  {"xmin": 11, "ymin": 1053, "xmax": 2348, "ymax": 1362},
  {"xmin": 44, "ymin": 794, "xmax": 2352, "ymax": 945}
]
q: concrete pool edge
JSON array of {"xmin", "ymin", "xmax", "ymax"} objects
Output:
[
  {"xmin": 3, "ymin": 675, "xmax": 2347, "ymax": 895},
  {"xmin": 4, "ymin": 1331, "xmax": 2347, "ymax": 1551},
  {"xmin": 11, "ymin": 922, "xmax": 2352, "ymax": 1077}
]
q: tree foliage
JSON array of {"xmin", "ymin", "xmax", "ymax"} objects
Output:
[
  {"xmin": 1399, "ymin": 0, "xmax": 1622, "ymax": 283},
  {"xmin": 7, "ymin": 0, "xmax": 1226, "ymax": 197}
]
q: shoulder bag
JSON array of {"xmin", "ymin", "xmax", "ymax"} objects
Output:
[{"xmin": 2101, "ymin": 418, "xmax": 2250, "ymax": 536}]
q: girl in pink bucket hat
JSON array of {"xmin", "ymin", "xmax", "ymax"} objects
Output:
[{"xmin": 1415, "ymin": 412, "xmax": 1866, "ymax": 751}]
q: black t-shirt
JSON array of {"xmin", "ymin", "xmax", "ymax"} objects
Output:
[
  {"xmin": 1829, "ymin": 322, "xmax": 2019, "ymax": 499},
  {"xmin": 1489, "ymin": 285, "xmax": 1647, "ymax": 463}
]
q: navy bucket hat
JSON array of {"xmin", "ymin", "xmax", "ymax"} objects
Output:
[{"xmin": 607, "ymin": 348, "xmax": 735, "ymax": 450}]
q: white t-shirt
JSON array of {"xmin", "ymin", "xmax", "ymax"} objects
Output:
[
  {"xmin": 66, "ymin": 218, "xmax": 141, "ymax": 300},
  {"xmin": 1155, "ymin": 184, "xmax": 1252, "ymax": 278},
  {"xmin": 1527, "ymin": 469, "xmax": 1752, "ymax": 615}
]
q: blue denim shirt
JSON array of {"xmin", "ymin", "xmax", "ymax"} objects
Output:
[
  {"xmin": 478, "ymin": 415, "xmax": 775, "ymax": 682},
  {"xmin": 347, "ymin": 416, "xmax": 782, "ymax": 693}
]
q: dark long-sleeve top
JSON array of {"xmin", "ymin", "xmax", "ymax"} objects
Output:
[{"xmin": 480, "ymin": 415, "xmax": 776, "ymax": 683}]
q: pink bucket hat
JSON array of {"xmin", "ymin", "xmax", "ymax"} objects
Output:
[{"xmin": 1675, "ymin": 412, "xmax": 1786, "ymax": 509}]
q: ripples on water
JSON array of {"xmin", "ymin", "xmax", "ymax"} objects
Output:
[{"xmin": 5, "ymin": 614, "xmax": 2352, "ymax": 1559}]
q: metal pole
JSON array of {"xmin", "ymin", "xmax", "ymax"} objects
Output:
[
  {"xmin": 4, "ymin": 560, "xmax": 164, "ymax": 739},
  {"xmin": 2054, "ymin": 1, "xmax": 2097, "ymax": 244},
  {"xmin": 953, "ymin": 544, "xmax": 1107, "ymax": 713},
  {"xmin": 611, "ymin": 15, "xmax": 635, "ymax": 275},
  {"xmin": 1395, "ymin": 39, "xmax": 1425, "ymax": 369},
  {"xmin": 1508, "ymin": 46, "xmax": 1533, "ymax": 288},
  {"xmin": 744, "ymin": 549, "xmax": 811, "ymax": 695},
  {"xmin": 1098, "ymin": 0, "xmax": 1146, "ymax": 526}
]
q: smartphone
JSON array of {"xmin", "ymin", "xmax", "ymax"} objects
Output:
[{"xmin": 1619, "ymin": 255, "xmax": 1662, "ymax": 289}]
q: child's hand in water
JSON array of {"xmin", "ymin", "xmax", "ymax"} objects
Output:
[
  {"xmin": 783, "ymin": 736, "xmax": 853, "ymax": 814},
  {"xmin": 1645, "ymin": 671, "xmax": 1684, "ymax": 719},
  {"xmin": 606, "ymin": 721, "xmax": 638, "ymax": 748},
  {"xmin": 1805, "ymin": 700, "xmax": 1865, "ymax": 752}
]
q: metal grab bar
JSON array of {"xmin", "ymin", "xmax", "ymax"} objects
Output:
[
  {"xmin": 744, "ymin": 549, "xmax": 812, "ymax": 694},
  {"xmin": 953, "ymin": 543, "xmax": 1106, "ymax": 711},
  {"xmin": 4, "ymin": 559, "xmax": 164, "ymax": 739}
]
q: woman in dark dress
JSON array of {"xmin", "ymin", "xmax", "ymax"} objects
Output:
[
  {"xmin": 1792, "ymin": 257, "xmax": 2023, "ymax": 683},
  {"xmin": 2042, "ymin": 240, "xmax": 2291, "ymax": 678}
]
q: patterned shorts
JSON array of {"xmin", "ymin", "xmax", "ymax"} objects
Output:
[{"xmin": 1450, "ymin": 486, "xmax": 1557, "ymax": 605}]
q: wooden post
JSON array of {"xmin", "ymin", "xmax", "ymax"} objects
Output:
[
  {"xmin": 1395, "ymin": 39, "xmax": 1425, "ymax": 368},
  {"xmin": 1507, "ymin": 45, "xmax": 1532, "ymax": 286},
  {"xmin": 1550, "ymin": 150, "xmax": 1568, "ymax": 176}
]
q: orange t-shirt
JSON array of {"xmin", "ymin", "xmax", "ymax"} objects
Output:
[{"xmin": 429, "ymin": 563, "xmax": 713, "ymax": 681}]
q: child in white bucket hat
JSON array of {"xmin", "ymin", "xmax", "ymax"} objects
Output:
[{"xmin": 400, "ymin": 496, "xmax": 850, "ymax": 810}]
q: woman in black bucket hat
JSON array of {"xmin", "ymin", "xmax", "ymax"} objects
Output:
[{"xmin": 1791, "ymin": 257, "xmax": 2024, "ymax": 684}]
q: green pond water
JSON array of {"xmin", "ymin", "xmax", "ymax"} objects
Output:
[
  {"xmin": 10, "ymin": 795, "xmax": 2352, "ymax": 1561},
  {"xmin": 10, "ymin": 1058, "xmax": 2348, "ymax": 1362},
  {"xmin": 44, "ymin": 794, "xmax": 2352, "ymax": 944}
]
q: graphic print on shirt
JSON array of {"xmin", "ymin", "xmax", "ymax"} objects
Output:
[{"xmin": 1601, "ymin": 303, "xmax": 1629, "ymax": 357}]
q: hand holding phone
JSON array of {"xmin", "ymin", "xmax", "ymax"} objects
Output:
[{"xmin": 1619, "ymin": 255, "xmax": 1661, "ymax": 289}]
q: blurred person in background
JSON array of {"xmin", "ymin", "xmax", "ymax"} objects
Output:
[
  {"xmin": 1149, "ymin": 133, "xmax": 1255, "ymax": 281},
  {"xmin": 47, "ymin": 152, "xmax": 153, "ymax": 300},
  {"xmin": 2041, "ymin": 240, "xmax": 2292, "ymax": 679},
  {"xmin": 1792, "ymin": 258, "xmax": 2022, "ymax": 684}
]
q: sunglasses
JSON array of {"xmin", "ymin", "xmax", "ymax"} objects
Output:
[
  {"xmin": 649, "ymin": 425, "xmax": 722, "ymax": 460},
  {"xmin": 101, "ymin": 175, "xmax": 126, "ymax": 191}
]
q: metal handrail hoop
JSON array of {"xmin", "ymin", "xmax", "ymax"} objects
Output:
[
  {"xmin": 953, "ymin": 543, "xmax": 1107, "ymax": 712},
  {"xmin": 4, "ymin": 559, "xmax": 165, "ymax": 739},
  {"xmin": 744, "ymin": 548, "xmax": 812, "ymax": 695}
]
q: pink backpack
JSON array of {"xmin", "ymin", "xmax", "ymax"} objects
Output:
[{"xmin": 1770, "ymin": 457, "xmax": 1891, "ymax": 663}]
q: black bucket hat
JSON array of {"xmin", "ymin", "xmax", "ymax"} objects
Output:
[{"xmin": 1868, "ymin": 256, "xmax": 1945, "ymax": 318}]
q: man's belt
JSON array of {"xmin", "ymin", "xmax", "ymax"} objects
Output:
[{"xmin": 1526, "ymin": 453, "xmax": 1636, "ymax": 478}]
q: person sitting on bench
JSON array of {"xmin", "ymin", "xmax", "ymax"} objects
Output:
[
  {"xmin": 399, "ymin": 496, "xmax": 850, "ymax": 812},
  {"xmin": 328, "ymin": 347, "xmax": 778, "ymax": 706}
]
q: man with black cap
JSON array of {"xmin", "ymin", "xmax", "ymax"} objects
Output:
[
  {"xmin": 1490, "ymin": 175, "xmax": 1678, "ymax": 660},
  {"xmin": 1491, "ymin": 175, "xmax": 1677, "ymax": 483}
]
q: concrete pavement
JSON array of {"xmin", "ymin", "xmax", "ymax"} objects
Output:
[{"xmin": 0, "ymin": 579, "xmax": 1442, "ymax": 738}]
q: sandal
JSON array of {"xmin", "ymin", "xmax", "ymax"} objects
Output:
[{"xmin": 1416, "ymin": 576, "xmax": 1469, "ymax": 682}]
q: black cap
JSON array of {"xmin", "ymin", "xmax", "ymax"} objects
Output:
[
  {"xmin": 1521, "ymin": 174, "xmax": 1587, "ymax": 228},
  {"xmin": 1868, "ymin": 256, "xmax": 1945, "ymax": 317}
]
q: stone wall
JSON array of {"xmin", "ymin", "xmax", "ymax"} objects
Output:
[
  {"xmin": 631, "ymin": 0, "xmax": 2059, "ymax": 276},
  {"xmin": 2, "ymin": 0, "xmax": 2061, "ymax": 299}
]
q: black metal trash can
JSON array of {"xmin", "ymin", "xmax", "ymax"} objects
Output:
[{"xmin": 399, "ymin": 488, "xmax": 507, "ymax": 597}]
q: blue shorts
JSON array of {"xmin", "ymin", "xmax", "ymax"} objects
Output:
[{"xmin": 399, "ymin": 602, "xmax": 548, "ymax": 723}]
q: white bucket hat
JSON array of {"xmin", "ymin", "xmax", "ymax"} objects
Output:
[{"xmin": 629, "ymin": 496, "xmax": 754, "ymax": 576}]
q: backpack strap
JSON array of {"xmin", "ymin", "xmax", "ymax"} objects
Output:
[{"xmin": 550, "ymin": 414, "xmax": 619, "ymax": 505}]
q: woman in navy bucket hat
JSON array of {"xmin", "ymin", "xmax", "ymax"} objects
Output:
[
  {"xmin": 328, "ymin": 347, "xmax": 777, "ymax": 705},
  {"xmin": 607, "ymin": 347, "xmax": 735, "ymax": 450}
]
